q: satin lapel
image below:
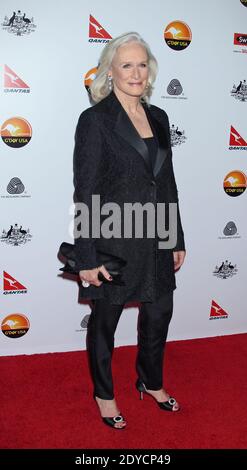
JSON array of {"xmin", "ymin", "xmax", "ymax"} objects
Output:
[
  {"xmin": 114, "ymin": 108, "xmax": 153, "ymax": 176},
  {"xmin": 144, "ymin": 106, "xmax": 169, "ymax": 178}
]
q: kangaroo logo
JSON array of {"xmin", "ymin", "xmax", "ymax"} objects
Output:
[{"xmin": 3, "ymin": 271, "xmax": 27, "ymax": 294}]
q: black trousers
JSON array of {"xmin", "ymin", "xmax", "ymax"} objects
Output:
[{"xmin": 87, "ymin": 290, "xmax": 173, "ymax": 399}]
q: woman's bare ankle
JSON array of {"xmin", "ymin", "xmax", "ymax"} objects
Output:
[{"xmin": 94, "ymin": 396, "xmax": 120, "ymax": 418}]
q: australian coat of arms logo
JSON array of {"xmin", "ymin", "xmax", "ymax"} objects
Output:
[
  {"xmin": 213, "ymin": 260, "xmax": 238, "ymax": 279},
  {"xmin": 1, "ymin": 224, "xmax": 32, "ymax": 246},
  {"xmin": 2, "ymin": 10, "xmax": 36, "ymax": 36},
  {"xmin": 170, "ymin": 124, "xmax": 186, "ymax": 147},
  {"xmin": 231, "ymin": 79, "xmax": 247, "ymax": 102}
]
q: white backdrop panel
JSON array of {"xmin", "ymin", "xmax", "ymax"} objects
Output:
[{"xmin": 0, "ymin": 0, "xmax": 246, "ymax": 355}]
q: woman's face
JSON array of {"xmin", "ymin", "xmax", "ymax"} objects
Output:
[{"xmin": 109, "ymin": 42, "xmax": 149, "ymax": 99}]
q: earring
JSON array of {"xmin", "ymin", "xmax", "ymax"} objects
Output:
[{"xmin": 108, "ymin": 75, "xmax": 113, "ymax": 91}]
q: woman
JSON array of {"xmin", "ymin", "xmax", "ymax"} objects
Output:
[{"xmin": 73, "ymin": 32, "xmax": 186, "ymax": 429}]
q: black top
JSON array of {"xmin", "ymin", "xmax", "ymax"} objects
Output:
[{"xmin": 143, "ymin": 136, "xmax": 157, "ymax": 171}]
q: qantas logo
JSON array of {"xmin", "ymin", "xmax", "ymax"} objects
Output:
[
  {"xmin": 229, "ymin": 126, "xmax": 247, "ymax": 150},
  {"xmin": 209, "ymin": 300, "xmax": 228, "ymax": 320},
  {"xmin": 4, "ymin": 65, "xmax": 30, "ymax": 93},
  {"xmin": 3, "ymin": 271, "xmax": 27, "ymax": 294},
  {"xmin": 88, "ymin": 15, "xmax": 111, "ymax": 43}
]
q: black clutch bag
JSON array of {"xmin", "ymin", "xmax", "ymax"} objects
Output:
[{"xmin": 58, "ymin": 242, "xmax": 126, "ymax": 286}]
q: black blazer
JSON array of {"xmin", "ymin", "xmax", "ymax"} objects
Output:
[{"xmin": 73, "ymin": 91, "xmax": 185, "ymax": 304}]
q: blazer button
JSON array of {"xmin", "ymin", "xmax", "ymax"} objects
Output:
[{"xmin": 150, "ymin": 180, "xmax": 156, "ymax": 186}]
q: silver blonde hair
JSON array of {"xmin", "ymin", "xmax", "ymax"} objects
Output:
[{"xmin": 90, "ymin": 32, "xmax": 158, "ymax": 104}]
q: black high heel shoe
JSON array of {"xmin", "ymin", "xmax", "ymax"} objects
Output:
[
  {"xmin": 136, "ymin": 379, "xmax": 180, "ymax": 412},
  {"xmin": 94, "ymin": 396, "xmax": 127, "ymax": 429},
  {"xmin": 102, "ymin": 415, "xmax": 126, "ymax": 429}
]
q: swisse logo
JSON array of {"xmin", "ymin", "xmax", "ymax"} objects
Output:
[
  {"xmin": 1, "ymin": 117, "xmax": 32, "ymax": 148},
  {"xmin": 229, "ymin": 126, "xmax": 247, "ymax": 150},
  {"xmin": 223, "ymin": 170, "xmax": 247, "ymax": 197},
  {"xmin": 4, "ymin": 65, "xmax": 30, "ymax": 93},
  {"xmin": 84, "ymin": 67, "xmax": 98, "ymax": 93},
  {"xmin": 234, "ymin": 33, "xmax": 247, "ymax": 46},
  {"xmin": 164, "ymin": 21, "xmax": 192, "ymax": 51},
  {"xmin": 88, "ymin": 15, "xmax": 111, "ymax": 43},
  {"xmin": 233, "ymin": 33, "xmax": 247, "ymax": 54},
  {"xmin": 1, "ymin": 313, "xmax": 30, "ymax": 338}
]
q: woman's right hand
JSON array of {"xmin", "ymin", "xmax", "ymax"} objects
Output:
[{"xmin": 79, "ymin": 265, "xmax": 112, "ymax": 287}]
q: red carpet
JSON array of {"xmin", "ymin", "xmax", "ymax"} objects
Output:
[{"xmin": 1, "ymin": 334, "xmax": 247, "ymax": 449}]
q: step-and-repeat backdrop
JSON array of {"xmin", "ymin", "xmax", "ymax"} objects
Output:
[{"xmin": 1, "ymin": 0, "xmax": 246, "ymax": 355}]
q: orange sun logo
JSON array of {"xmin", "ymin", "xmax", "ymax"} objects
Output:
[
  {"xmin": 1, "ymin": 117, "xmax": 32, "ymax": 148},
  {"xmin": 164, "ymin": 21, "xmax": 192, "ymax": 50}
]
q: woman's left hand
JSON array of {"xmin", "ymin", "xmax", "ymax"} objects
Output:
[{"xmin": 173, "ymin": 250, "xmax": 186, "ymax": 271}]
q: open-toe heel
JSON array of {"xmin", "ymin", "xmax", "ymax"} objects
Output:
[
  {"xmin": 102, "ymin": 415, "xmax": 127, "ymax": 429},
  {"xmin": 94, "ymin": 395, "xmax": 127, "ymax": 429},
  {"xmin": 136, "ymin": 378, "xmax": 180, "ymax": 412}
]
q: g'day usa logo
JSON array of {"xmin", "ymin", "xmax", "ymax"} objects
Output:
[
  {"xmin": 2, "ymin": 10, "xmax": 36, "ymax": 36},
  {"xmin": 164, "ymin": 21, "xmax": 192, "ymax": 51},
  {"xmin": 1, "ymin": 117, "xmax": 32, "ymax": 148},
  {"xmin": 223, "ymin": 170, "xmax": 247, "ymax": 197},
  {"xmin": 1, "ymin": 313, "xmax": 30, "ymax": 338},
  {"xmin": 84, "ymin": 67, "xmax": 98, "ymax": 94},
  {"xmin": 233, "ymin": 33, "xmax": 247, "ymax": 54}
]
